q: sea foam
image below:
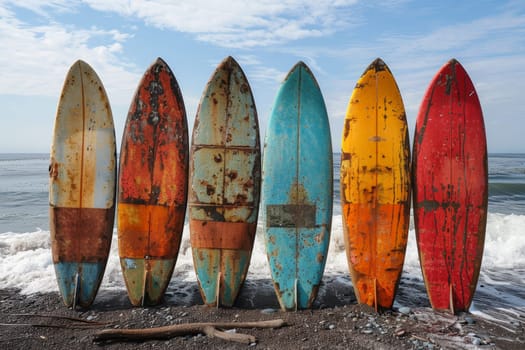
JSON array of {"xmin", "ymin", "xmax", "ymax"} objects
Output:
[{"xmin": 1, "ymin": 213, "xmax": 524, "ymax": 297}]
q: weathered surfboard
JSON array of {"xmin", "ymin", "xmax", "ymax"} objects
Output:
[
  {"xmin": 118, "ymin": 57, "xmax": 189, "ymax": 306},
  {"xmin": 189, "ymin": 56, "xmax": 260, "ymax": 307},
  {"xmin": 49, "ymin": 60, "xmax": 116, "ymax": 308},
  {"xmin": 413, "ymin": 59, "xmax": 488, "ymax": 313},
  {"xmin": 263, "ymin": 62, "xmax": 333, "ymax": 311},
  {"xmin": 340, "ymin": 58, "xmax": 411, "ymax": 311}
]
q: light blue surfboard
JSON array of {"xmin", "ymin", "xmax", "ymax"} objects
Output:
[{"xmin": 262, "ymin": 62, "xmax": 333, "ymax": 311}]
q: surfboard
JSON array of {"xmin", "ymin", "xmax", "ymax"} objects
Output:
[
  {"xmin": 118, "ymin": 57, "xmax": 189, "ymax": 306},
  {"xmin": 189, "ymin": 56, "xmax": 260, "ymax": 307},
  {"xmin": 413, "ymin": 59, "xmax": 488, "ymax": 313},
  {"xmin": 340, "ymin": 58, "xmax": 411, "ymax": 311},
  {"xmin": 263, "ymin": 62, "xmax": 333, "ymax": 311},
  {"xmin": 49, "ymin": 60, "xmax": 116, "ymax": 308}
]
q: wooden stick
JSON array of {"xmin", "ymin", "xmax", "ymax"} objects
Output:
[
  {"xmin": 0, "ymin": 323, "xmax": 102, "ymax": 329},
  {"xmin": 93, "ymin": 319, "xmax": 285, "ymax": 344},
  {"xmin": 10, "ymin": 313, "xmax": 109, "ymax": 325},
  {"xmin": 202, "ymin": 326, "xmax": 255, "ymax": 344}
]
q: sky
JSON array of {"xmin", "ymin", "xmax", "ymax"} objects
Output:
[{"xmin": 0, "ymin": 0, "xmax": 524, "ymax": 153}]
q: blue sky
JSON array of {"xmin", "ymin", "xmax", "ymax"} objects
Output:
[{"xmin": 0, "ymin": 0, "xmax": 523, "ymax": 153}]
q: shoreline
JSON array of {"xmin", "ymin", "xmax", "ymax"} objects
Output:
[{"xmin": 1, "ymin": 276, "xmax": 523, "ymax": 349}]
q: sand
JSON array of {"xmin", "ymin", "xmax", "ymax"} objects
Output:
[{"xmin": 1, "ymin": 276, "xmax": 523, "ymax": 349}]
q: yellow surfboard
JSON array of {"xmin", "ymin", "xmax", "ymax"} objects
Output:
[{"xmin": 340, "ymin": 58, "xmax": 411, "ymax": 311}]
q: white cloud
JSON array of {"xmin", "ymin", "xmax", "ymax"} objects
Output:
[
  {"xmin": 83, "ymin": 0, "xmax": 359, "ymax": 48},
  {"xmin": 0, "ymin": 2, "xmax": 139, "ymax": 104},
  {"xmin": 382, "ymin": 13, "xmax": 525, "ymax": 56},
  {"xmin": 0, "ymin": 0, "xmax": 74, "ymax": 16},
  {"xmin": 235, "ymin": 55, "xmax": 287, "ymax": 84}
]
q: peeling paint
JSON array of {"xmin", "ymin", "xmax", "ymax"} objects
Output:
[
  {"xmin": 413, "ymin": 59, "xmax": 487, "ymax": 313},
  {"xmin": 50, "ymin": 60, "xmax": 116, "ymax": 308},
  {"xmin": 263, "ymin": 61, "xmax": 332, "ymax": 311},
  {"xmin": 340, "ymin": 58, "xmax": 410, "ymax": 311},
  {"xmin": 189, "ymin": 56, "xmax": 261, "ymax": 307},
  {"xmin": 118, "ymin": 57, "xmax": 189, "ymax": 306}
]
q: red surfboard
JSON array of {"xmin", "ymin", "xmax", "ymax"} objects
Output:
[{"xmin": 413, "ymin": 59, "xmax": 488, "ymax": 313}]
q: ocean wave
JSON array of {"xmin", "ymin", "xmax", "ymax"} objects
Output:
[
  {"xmin": 1, "ymin": 213, "xmax": 524, "ymax": 294},
  {"xmin": 489, "ymin": 182, "xmax": 525, "ymax": 196}
]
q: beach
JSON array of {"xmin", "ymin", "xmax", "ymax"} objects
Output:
[
  {"xmin": 1, "ymin": 277, "xmax": 524, "ymax": 350},
  {"xmin": 1, "ymin": 153, "xmax": 524, "ymax": 349}
]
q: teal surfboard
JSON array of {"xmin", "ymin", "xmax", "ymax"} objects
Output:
[{"xmin": 262, "ymin": 62, "xmax": 333, "ymax": 311}]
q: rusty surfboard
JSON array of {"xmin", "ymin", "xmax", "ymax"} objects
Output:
[
  {"xmin": 340, "ymin": 58, "xmax": 411, "ymax": 311},
  {"xmin": 118, "ymin": 57, "xmax": 189, "ymax": 306},
  {"xmin": 49, "ymin": 60, "xmax": 116, "ymax": 308},
  {"xmin": 189, "ymin": 56, "xmax": 261, "ymax": 307},
  {"xmin": 262, "ymin": 62, "xmax": 333, "ymax": 311},
  {"xmin": 413, "ymin": 59, "xmax": 488, "ymax": 313}
]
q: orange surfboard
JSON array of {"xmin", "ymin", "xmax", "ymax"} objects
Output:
[
  {"xmin": 118, "ymin": 58, "xmax": 189, "ymax": 306},
  {"xmin": 340, "ymin": 58, "xmax": 411, "ymax": 311}
]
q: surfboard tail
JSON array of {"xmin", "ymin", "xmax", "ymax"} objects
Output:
[
  {"xmin": 73, "ymin": 271, "xmax": 80, "ymax": 309},
  {"xmin": 294, "ymin": 279, "xmax": 298, "ymax": 312},
  {"xmin": 141, "ymin": 259, "xmax": 150, "ymax": 307},
  {"xmin": 373, "ymin": 278, "xmax": 378, "ymax": 313},
  {"xmin": 449, "ymin": 284, "xmax": 455, "ymax": 314}
]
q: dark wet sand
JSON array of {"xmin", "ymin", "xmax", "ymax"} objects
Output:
[{"xmin": 1, "ymin": 275, "xmax": 523, "ymax": 349}]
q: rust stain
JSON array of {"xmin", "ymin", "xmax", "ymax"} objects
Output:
[
  {"xmin": 119, "ymin": 57, "xmax": 189, "ymax": 206},
  {"xmin": 118, "ymin": 203, "xmax": 185, "ymax": 259},
  {"xmin": 343, "ymin": 119, "xmax": 351, "ymax": 139},
  {"xmin": 190, "ymin": 220, "xmax": 255, "ymax": 250},
  {"xmin": 50, "ymin": 206, "xmax": 114, "ymax": 263},
  {"xmin": 189, "ymin": 56, "xmax": 260, "ymax": 307},
  {"xmin": 49, "ymin": 158, "xmax": 59, "ymax": 180},
  {"xmin": 118, "ymin": 57, "xmax": 188, "ymax": 272}
]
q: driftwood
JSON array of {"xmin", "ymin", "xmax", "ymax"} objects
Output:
[
  {"xmin": 93, "ymin": 319, "xmax": 286, "ymax": 344},
  {"xmin": 1, "ymin": 313, "xmax": 110, "ymax": 329},
  {"xmin": 10, "ymin": 313, "xmax": 109, "ymax": 325}
]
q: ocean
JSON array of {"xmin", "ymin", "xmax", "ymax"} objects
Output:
[{"xmin": 0, "ymin": 153, "xmax": 524, "ymax": 326}]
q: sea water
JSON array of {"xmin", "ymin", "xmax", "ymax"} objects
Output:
[{"xmin": 0, "ymin": 153, "xmax": 524, "ymax": 324}]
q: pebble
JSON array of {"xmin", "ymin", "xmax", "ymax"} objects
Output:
[
  {"xmin": 394, "ymin": 329, "xmax": 406, "ymax": 337},
  {"xmin": 261, "ymin": 308, "xmax": 277, "ymax": 314},
  {"xmin": 362, "ymin": 329, "xmax": 373, "ymax": 334},
  {"xmin": 328, "ymin": 324, "xmax": 336, "ymax": 330},
  {"xmin": 86, "ymin": 315, "xmax": 96, "ymax": 321},
  {"xmin": 472, "ymin": 338, "xmax": 482, "ymax": 346},
  {"xmin": 465, "ymin": 316, "xmax": 475, "ymax": 325},
  {"xmin": 398, "ymin": 307, "xmax": 411, "ymax": 315}
]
